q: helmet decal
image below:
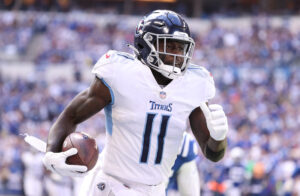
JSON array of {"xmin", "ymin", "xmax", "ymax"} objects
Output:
[{"xmin": 136, "ymin": 20, "xmax": 144, "ymax": 35}]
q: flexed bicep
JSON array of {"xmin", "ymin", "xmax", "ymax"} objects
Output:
[{"xmin": 65, "ymin": 77, "xmax": 112, "ymax": 124}]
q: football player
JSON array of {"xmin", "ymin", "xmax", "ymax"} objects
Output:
[
  {"xmin": 42, "ymin": 10, "xmax": 229, "ymax": 196},
  {"xmin": 166, "ymin": 132, "xmax": 200, "ymax": 196}
]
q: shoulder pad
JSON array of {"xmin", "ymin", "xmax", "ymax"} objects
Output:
[
  {"xmin": 188, "ymin": 64, "xmax": 214, "ymax": 85},
  {"xmin": 97, "ymin": 50, "xmax": 135, "ymax": 66},
  {"xmin": 115, "ymin": 51, "xmax": 135, "ymax": 60},
  {"xmin": 96, "ymin": 50, "xmax": 117, "ymax": 66}
]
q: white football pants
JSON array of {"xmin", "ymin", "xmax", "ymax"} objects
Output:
[{"xmin": 79, "ymin": 169, "xmax": 166, "ymax": 196}]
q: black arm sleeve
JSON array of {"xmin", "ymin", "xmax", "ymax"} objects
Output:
[{"xmin": 205, "ymin": 145, "xmax": 225, "ymax": 162}]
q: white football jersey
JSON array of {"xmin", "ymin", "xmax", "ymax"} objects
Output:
[{"xmin": 92, "ymin": 50, "xmax": 215, "ymax": 185}]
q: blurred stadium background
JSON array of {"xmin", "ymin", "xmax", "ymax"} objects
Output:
[{"xmin": 0, "ymin": 0, "xmax": 300, "ymax": 195}]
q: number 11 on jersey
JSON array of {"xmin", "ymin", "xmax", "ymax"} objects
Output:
[{"xmin": 140, "ymin": 113, "xmax": 171, "ymax": 164}]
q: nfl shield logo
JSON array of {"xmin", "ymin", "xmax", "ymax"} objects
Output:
[
  {"xmin": 159, "ymin": 91, "xmax": 167, "ymax": 99},
  {"xmin": 97, "ymin": 182, "xmax": 105, "ymax": 191}
]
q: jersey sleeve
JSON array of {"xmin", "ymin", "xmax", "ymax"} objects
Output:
[
  {"xmin": 172, "ymin": 133, "xmax": 198, "ymax": 171},
  {"xmin": 92, "ymin": 50, "xmax": 117, "ymax": 85},
  {"xmin": 202, "ymin": 67, "xmax": 216, "ymax": 101},
  {"xmin": 187, "ymin": 65, "xmax": 216, "ymax": 102},
  {"xmin": 178, "ymin": 132, "xmax": 198, "ymax": 162}
]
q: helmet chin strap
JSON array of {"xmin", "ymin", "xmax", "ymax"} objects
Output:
[{"xmin": 127, "ymin": 44, "xmax": 140, "ymax": 57}]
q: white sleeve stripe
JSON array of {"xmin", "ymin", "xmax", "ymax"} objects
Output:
[
  {"xmin": 179, "ymin": 134, "xmax": 187, "ymax": 156},
  {"xmin": 182, "ymin": 135, "xmax": 190, "ymax": 157}
]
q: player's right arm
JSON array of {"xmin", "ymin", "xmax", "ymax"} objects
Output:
[
  {"xmin": 46, "ymin": 77, "xmax": 111, "ymax": 152},
  {"xmin": 43, "ymin": 77, "xmax": 111, "ymax": 177}
]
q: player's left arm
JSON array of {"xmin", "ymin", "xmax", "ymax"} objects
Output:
[{"xmin": 189, "ymin": 103, "xmax": 228, "ymax": 162}]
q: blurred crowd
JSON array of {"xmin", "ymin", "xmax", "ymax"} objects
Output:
[
  {"xmin": 0, "ymin": 12, "xmax": 34, "ymax": 58},
  {"xmin": 0, "ymin": 12, "xmax": 300, "ymax": 196},
  {"xmin": 0, "ymin": 12, "xmax": 133, "ymax": 63}
]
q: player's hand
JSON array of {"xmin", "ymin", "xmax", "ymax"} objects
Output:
[
  {"xmin": 43, "ymin": 148, "xmax": 88, "ymax": 177},
  {"xmin": 199, "ymin": 103, "xmax": 228, "ymax": 141}
]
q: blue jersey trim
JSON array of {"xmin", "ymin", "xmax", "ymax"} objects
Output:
[
  {"xmin": 104, "ymin": 105, "xmax": 113, "ymax": 135},
  {"xmin": 117, "ymin": 53, "xmax": 135, "ymax": 60},
  {"xmin": 100, "ymin": 78, "xmax": 114, "ymax": 135},
  {"xmin": 99, "ymin": 78, "xmax": 115, "ymax": 105}
]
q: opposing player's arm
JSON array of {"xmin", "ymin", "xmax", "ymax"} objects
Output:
[
  {"xmin": 189, "ymin": 103, "xmax": 227, "ymax": 162},
  {"xmin": 47, "ymin": 77, "xmax": 111, "ymax": 152}
]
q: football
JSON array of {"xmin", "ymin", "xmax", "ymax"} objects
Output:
[{"xmin": 62, "ymin": 132, "xmax": 99, "ymax": 171}]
